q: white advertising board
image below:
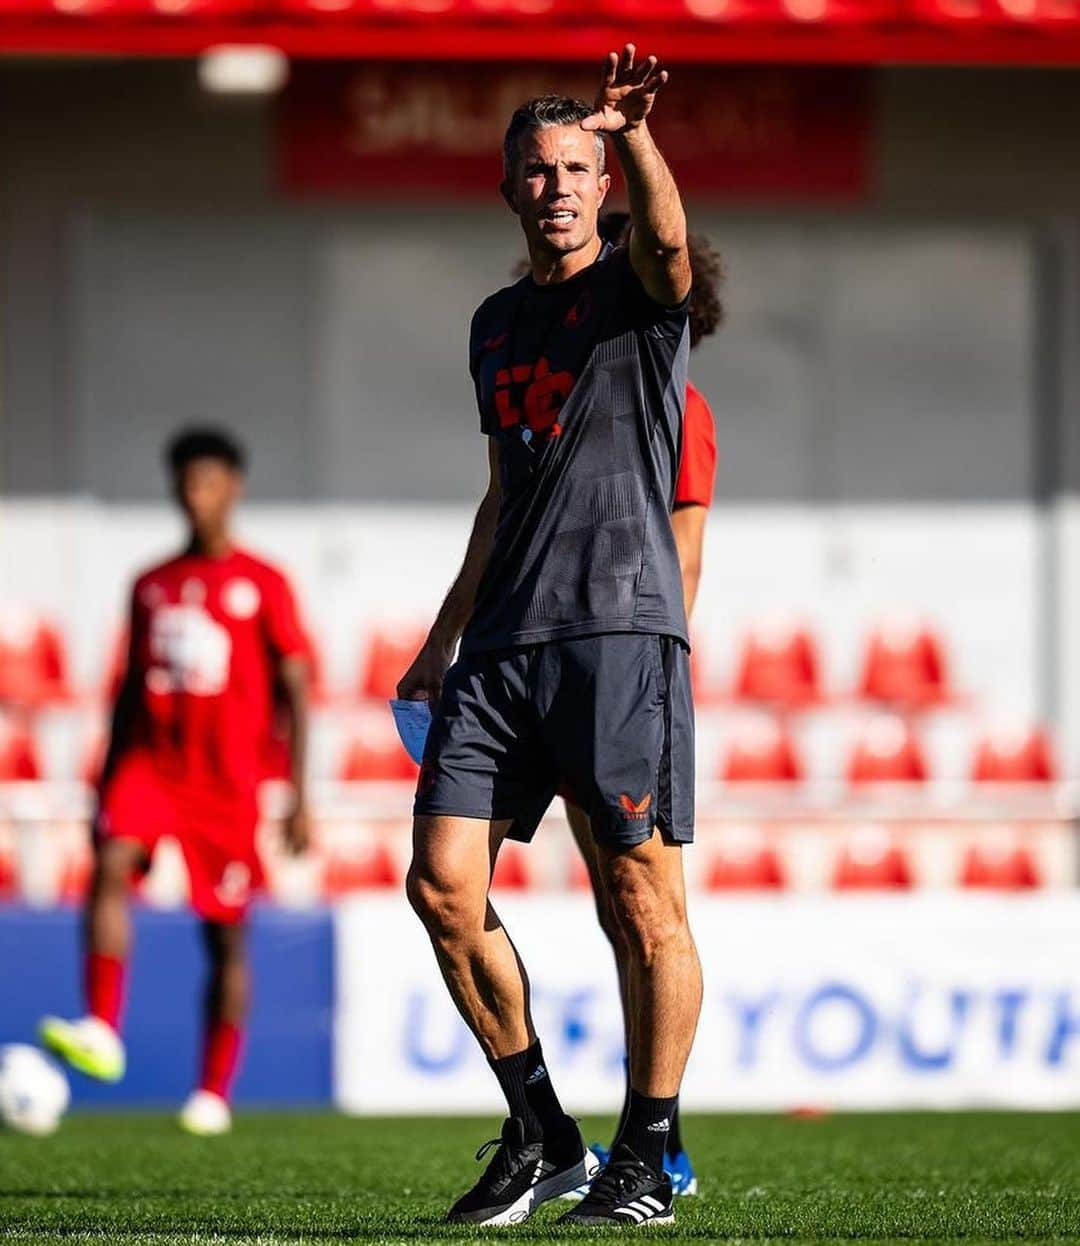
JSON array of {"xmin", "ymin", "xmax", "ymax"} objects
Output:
[{"xmin": 335, "ymin": 894, "xmax": 1080, "ymax": 1114}]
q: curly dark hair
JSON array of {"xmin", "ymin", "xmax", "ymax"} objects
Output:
[
  {"xmin": 599, "ymin": 211, "xmax": 724, "ymax": 348},
  {"xmin": 165, "ymin": 426, "xmax": 246, "ymax": 475}
]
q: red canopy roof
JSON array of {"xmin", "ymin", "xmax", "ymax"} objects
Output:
[{"xmin": 0, "ymin": 0, "xmax": 1079, "ymax": 61}]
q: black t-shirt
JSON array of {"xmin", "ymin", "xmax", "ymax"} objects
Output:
[{"xmin": 460, "ymin": 243, "xmax": 690, "ymax": 656}]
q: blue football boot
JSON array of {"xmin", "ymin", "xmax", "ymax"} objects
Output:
[{"xmin": 664, "ymin": 1149, "xmax": 698, "ymax": 1197}]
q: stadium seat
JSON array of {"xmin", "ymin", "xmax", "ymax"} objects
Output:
[
  {"xmin": 491, "ymin": 843, "xmax": 532, "ymax": 890},
  {"xmin": 832, "ymin": 826, "xmax": 914, "ymax": 889},
  {"xmin": 688, "ymin": 638, "xmax": 723, "ymax": 706},
  {"xmin": 322, "ymin": 838, "xmax": 398, "ymax": 894},
  {"xmin": 79, "ymin": 730, "xmax": 106, "ymax": 787},
  {"xmin": 338, "ymin": 731, "xmax": 419, "ymax": 782},
  {"xmin": 300, "ymin": 629, "xmax": 332, "ymax": 706},
  {"xmin": 846, "ymin": 715, "xmax": 929, "ymax": 785},
  {"xmin": 705, "ymin": 827, "xmax": 786, "ymax": 890},
  {"xmin": 57, "ymin": 844, "xmax": 93, "ymax": 903},
  {"xmin": 0, "ymin": 711, "xmax": 43, "ymax": 781},
  {"xmin": 0, "ymin": 608, "xmax": 71, "ymax": 708},
  {"xmin": 357, "ymin": 625, "xmax": 429, "ymax": 703},
  {"xmin": 0, "ymin": 840, "xmax": 15, "ymax": 900},
  {"xmin": 971, "ymin": 724, "xmax": 1058, "ymax": 784},
  {"xmin": 959, "ymin": 832, "xmax": 1041, "ymax": 889},
  {"xmin": 566, "ymin": 851, "xmax": 593, "ymax": 891},
  {"xmin": 720, "ymin": 718, "xmax": 805, "ymax": 784},
  {"xmin": 730, "ymin": 621, "xmax": 823, "ymax": 709},
  {"xmin": 856, "ymin": 619, "xmax": 951, "ymax": 708}
]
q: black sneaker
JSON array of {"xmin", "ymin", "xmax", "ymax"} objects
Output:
[
  {"xmin": 446, "ymin": 1115, "xmax": 588, "ymax": 1226},
  {"xmin": 559, "ymin": 1143, "xmax": 675, "ymax": 1227}
]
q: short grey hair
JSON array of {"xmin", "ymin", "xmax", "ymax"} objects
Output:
[{"xmin": 502, "ymin": 96, "xmax": 606, "ymax": 184}]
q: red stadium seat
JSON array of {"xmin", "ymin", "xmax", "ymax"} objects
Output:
[
  {"xmin": 688, "ymin": 638, "xmax": 723, "ymax": 706},
  {"xmin": 566, "ymin": 852, "xmax": 593, "ymax": 891},
  {"xmin": 832, "ymin": 826, "xmax": 914, "ymax": 889},
  {"xmin": 730, "ymin": 621, "xmax": 823, "ymax": 708},
  {"xmin": 971, "ymin": 724, "xmax": 1058, "ymax": 784},
  {"xmin": 846, "ymin": 716, "xmax": 929, "ymax": 785},
  {"xmin": 0, "ymin": 711, "xmax": 43, "ymax": 781},
  {"xmin": 79, "ymin": 729, "xmax": 106, "ymax": 787},
  {"xmin": 856, "ymin": 619, "xmax": 951, "ymax": 708},
  {"xmin": 0, "ymin": 841, "xmax": 16, "ymax": 900},
  {"xmin": 322, "ymin": 838, "xmax": 398, "ymax": 894},
  {"xmin": 338, "ymin": 731, "xmax": 419, "ymax": 782},
  {"xmin": 300, "ymin": 629, "xmax": 332, "ymax": 706},
  {"xmin": 357, "ymin": 625, "xmax": 429, "ymax": 703},
  {"xmin": 720, "ymin": 719, "xmax": 805, "ymax": 784},
  {"xmin": 0, "ymin": 608, "xmax": 71, "ymax": 708},
  {"xmin": 960, "ymin": 835, "xmax": 1041, "ymax": 890},
  {"xmin": 705, "ymin": 828, "xmax": 786, "ymax": 890},
  {"xmin": 57, "ymin": 844, "xmax": 93, "ymax": 903},
  {"xmin": 491, "ymin": 843, "xmax": 532, "ymax": 890}
]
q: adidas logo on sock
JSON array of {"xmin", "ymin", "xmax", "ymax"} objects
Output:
[
  {"xmin": 647, "ymin": 1117, "xmax": 671, "ymax": 1132},
  {"xmin": 525, "ymin": 1064, "xmax": 548, "ymax": 1085}
]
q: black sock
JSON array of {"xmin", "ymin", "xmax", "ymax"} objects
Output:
[
  {"xmin": 488, "ymin": 1040, "xmax": 566, "ymax": 1143},
  {"xmin": 612, "ymin": 1056, "xmax": 631, "ymax": 1146},
  {"xmin": 616, "ymin": 1089, "xmax": 678, "ymax": 1174},
  {"xmin": 664, "ymin": 1102, "xmax": 684, "ymax": 1159}
]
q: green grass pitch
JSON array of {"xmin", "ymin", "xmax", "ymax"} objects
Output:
[{"xmin": 2, "ymin": 1112, "xmax": 1079, "ymax": 1244}]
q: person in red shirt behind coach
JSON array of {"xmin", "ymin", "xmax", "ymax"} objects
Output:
[
  {"xmin": 564, "ymin": 211, "xmax": 722, "ymax": 1198},
  {"xmin": 41, "ymin": 428, "xmax": 311, "ymax": 1136}
]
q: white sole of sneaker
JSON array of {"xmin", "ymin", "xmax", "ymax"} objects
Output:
[
  {"xmin": 559, "ymin": 1148, "xmax": 605, "ymax": 1201},
  {"xmin": 475, "ymin": 1157, "xmax": 590, "ymax": 1227},
  {"xmin": 611, "ymin": 1209, "xmax": 676, "ymax": 1227}
]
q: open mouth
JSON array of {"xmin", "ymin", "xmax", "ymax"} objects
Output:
[{"xmin": 541, "ymin": 208, "xmax": 577, "ymax": 227}]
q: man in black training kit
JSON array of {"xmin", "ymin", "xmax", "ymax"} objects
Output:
[{"xmin": 399, "ymin": 45, "xmax": 703, "ymax": 1228}]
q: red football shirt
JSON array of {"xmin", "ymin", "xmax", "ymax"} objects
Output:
[
  {"xmin": 674, "ymin": 381, "xmax": 718, "ymax": 508},
  {"xmin": 121, "ymin": 547, "xmax": 307, "ymax": 792}
]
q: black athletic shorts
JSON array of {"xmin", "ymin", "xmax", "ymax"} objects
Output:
[{"xmin": 413, "ymin": 633, "xmax": 694, "ymax": 847}]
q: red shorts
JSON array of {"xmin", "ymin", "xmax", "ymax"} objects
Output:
[{"xmin": 98, "ymin": 751, "xmax": 263, "ymax": 924}]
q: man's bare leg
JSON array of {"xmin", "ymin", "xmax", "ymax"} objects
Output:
[
  {"xmin": 408, "ymin": 814, "xmax": 587, "ymax": 1224},
  {"xmin": 85, "ymin": 837, "xmax": 145, "ymax": 969},
  {"xmin": 596, "ymin": 831, "xmax": 702, "ymax": 1171},
  {"xmin": 197, "ymin": 921, "xmax": 249, "ymax": 1103},
  {"xmin": 39, "ymin": 837, "xmax": 143, "ymax": 1082},
  {"xmin": 566, "ymin": 801, "xmax": 631, "ymax": 1027},
  {"xmin": 407, "ymin": 814, "xmax": 534, "ymax": 1058}
]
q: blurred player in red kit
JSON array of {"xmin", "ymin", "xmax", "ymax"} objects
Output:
[
  {"xmin": 564, "ymin": 210, "xmax": 722, "ymax": 1199},
  {"xmin": 41, "ymin": 428, "xmax": 311, "ymax": 1135}
]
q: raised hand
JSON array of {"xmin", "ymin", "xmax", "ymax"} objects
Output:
[{"xmin": 581, "ymin": 44, "xmax": 669, "ymax": 135}]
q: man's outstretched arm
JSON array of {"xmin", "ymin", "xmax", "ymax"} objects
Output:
[
  {"xmin": 397, "ymin": 439, "xmax": 501, "ymax": 704},
  {"xmin": 582, "ymin": 44, "xmax": 690, "ymax": 308}
]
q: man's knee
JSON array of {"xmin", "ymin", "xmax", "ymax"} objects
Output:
[
  {"xmin": 204, "ymin": 920, "xmax": 246, "ymax": 966},
  {"xmin": 406, "ymin": 859, "xmax": 474, "ymax": 944},
  {"xmin": 604, "ymin": 847, "xmax": 688, "ymax": 966},
  {"xmin": 93, "ymin": 838, "xmax": 143, "ymax": 891}
]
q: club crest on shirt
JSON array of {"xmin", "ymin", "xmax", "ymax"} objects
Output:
[
  {"xmin": 221, "ymin": 577, "xmax": 261, "ymax": 620},
  {"xmin": 564, "ymin": 288, "xmax": 592, "ymax": 329},
  {"xmin": 215, "ymin": 861, "xmax": 252, "ymax": 908}
]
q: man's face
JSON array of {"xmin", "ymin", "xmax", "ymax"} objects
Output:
[
  {"xmin": 174, "ymin": 457, "xmax": 241, "ymax": 533},
  {"xmin": 504, "ymin": 125, "xmax": 610, "ymax": 261}
]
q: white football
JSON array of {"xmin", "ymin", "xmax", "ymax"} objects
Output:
[{"xmin": 0, "ymin": 1044, "xmax": 70, "ymax": 1136}]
